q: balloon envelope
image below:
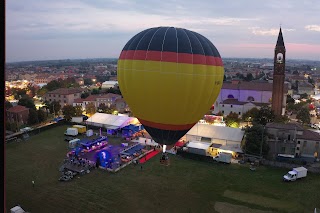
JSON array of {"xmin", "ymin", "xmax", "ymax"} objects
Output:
[{"xmin": 118, "ymin": 27, "xmax": 224, "ymax": 145}]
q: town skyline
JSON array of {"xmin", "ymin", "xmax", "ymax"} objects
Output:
[{"xmin": 6, "ymin": 0, "xmax": 320, "ymax": 62}]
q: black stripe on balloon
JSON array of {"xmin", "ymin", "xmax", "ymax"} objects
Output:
[
  {"xmin": 143, "ymin": 125, "xmax": 189, "ymax": 146},
  {"xmin": 122, "ymin": 27, "xmax": 220, "ymax": 57}
]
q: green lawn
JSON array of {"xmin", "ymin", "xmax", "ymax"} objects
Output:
[{"xmin": 5, "ymin": 125, "xmax": 320, "ymax": 213}]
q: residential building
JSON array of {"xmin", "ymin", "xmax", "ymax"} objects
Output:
[
  {"xmin": 73, "ymin": 93, "xmax": 123, "ymax": 110},
  {"xmin": 298, "ymin": 82, "xmax": 314, "ymax": 96},
  {"xmin": 44, "ymin": 88, "xmax": 83, "ymax": 107},
  {"xmin": 114, "ymin": 98, "xmax": 130, "ymax": 113},
  {"xmin": 266, "ymin": 122, "xmax": 320, "ymax": 160},
  {"xmin": 6, "ymin": 105, "xmax": 30, "ymax": 125}
]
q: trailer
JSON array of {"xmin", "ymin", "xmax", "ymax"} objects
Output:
[
  {"xmin": 283, "ymin": 167, "xmax": 308, "ymax": 182},
  {"xmin": 213, "ymin": 152, "xmax": 232, "ymax": 164},
  {"xmin": 65, "ymin": 128, "xmax": 78, "ymax": 136},
  {"xmin": 71, "ymin": 117, "xmax": 83, "ymax": 123},
  {"xmin": 72, "ymin": 125, "xmax": 86, "ymax": 134}
]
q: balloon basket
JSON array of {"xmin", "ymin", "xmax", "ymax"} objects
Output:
[{"xmin": 160, "ymin": 153, "xmax": 170, "ymax": 166}]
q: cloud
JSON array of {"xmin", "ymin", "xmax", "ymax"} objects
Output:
[
  {"xmin": 305, "ymin": 25, "xmax": 320, "ymax": 32},
  {"xmin": 250, "ymin": 27, "xmax": 295, "ymax": 36}
]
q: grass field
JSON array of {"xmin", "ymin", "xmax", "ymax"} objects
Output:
[{"xmin": 5, "ymin": 125, "xmax": 320, "ymax": 213}]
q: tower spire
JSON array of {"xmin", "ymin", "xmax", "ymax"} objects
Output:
[{"xmin": 276, "ymin": 27, "xmax": 285, "ymax": 47}]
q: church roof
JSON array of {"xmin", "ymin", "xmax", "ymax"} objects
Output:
[{"xmin": 276, "ymin": 28, "xmax": 285, "ymax": 47}]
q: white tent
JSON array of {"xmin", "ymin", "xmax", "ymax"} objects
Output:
[
  {"xmin": 186, "ymin": 124, "xmax": 245, "ymax": 148},
  {"xmin": 86, "ymin": 113, "xmax": 133, "ymax": 129}
]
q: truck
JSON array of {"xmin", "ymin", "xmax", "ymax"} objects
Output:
[
  {"xmin": 65, "ymin": 128, "xmax": 78, "ymax": 136},
  {"xmin": 71, "ymin": 116, "xmax": 83, "ymax": 123},
  {"xmin": 72, "ymin": 125, "xmax": 86, "ymax": 134},
  {"xmin": 213, "ymin": 152, "xmax": 232, "ymax": 164},
  {"xmin": 283, "ymin": 167, "xmax": 308, "ymax": 182}
]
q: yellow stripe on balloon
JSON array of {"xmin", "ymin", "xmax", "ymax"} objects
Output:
[{"xmin": 118, "ymin": 59, "xmax": 224, "ymax": 125}]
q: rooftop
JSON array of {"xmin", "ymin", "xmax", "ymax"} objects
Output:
[
  {"xmin": 47, "ymin": 88, "xmax": 83, "ymax": 95},
  {"xmin": 222, "ymin": 81, "xmax": 288, "ymax": 92},
  {"xmin": 266, "ymin": 122, "xmax": 304, "ymax": 131},
  {"xmin": 7, "ymin": 105, "xmax": 29, "ymax": 113}
]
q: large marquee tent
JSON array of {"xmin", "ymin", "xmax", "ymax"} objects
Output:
[{"xmin": 85, "ymin": 113, "xmax": 134, "ymax": 131}]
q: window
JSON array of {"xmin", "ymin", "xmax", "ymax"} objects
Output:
[
  {"xmin": 231, "ymin": 105, "xmax": 233, "ymax": 108},
  {"xmin": 49, "ymin": 99, "xmax": 51, "ymax": 101},
  {"xmin": 297, "ymin": 140, "xmax": 300, "ymax": 144},
  {"xmin": 49, "ymin": 94, "xmax": 51, "ymax": 97},
  {"xmin": 64, "ymin": 95, "xmax": 66, "ymax": 98},
  {"xmin": 303, "ymin": 141, "xmax": 307, "ymax": 147},
  {"xmin": 227, "ymin": 94, "xmax": 234, "ymax": 99},
  {"xmin": 238, "ymin": 112, "xmax": 241, "ymax": 115},
  {"xmin": 247, "ymin": 96, "xmax": 255, "ymax": 102},
  {"xmin": 296, "ymin": 147, "xmax": 300, "ymax": 150},
  {"xmin": 222, "ymin": 110, "xmax": 224, "ymax": 114},
  {"xmin": 222, "ymin": 104, "xmax": 224, "ymax": 107},
  {"xmin": 59, "ymin": 95, "xmax": 61, "ymax": 97}
]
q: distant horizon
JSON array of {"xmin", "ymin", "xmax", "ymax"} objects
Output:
[
  {"xmin": 5, "ymin": 56, "xmax": 320, "ymax": 64},
  {"xmin": 6, "ymin": 0, "xmax": 320, "ymax": 62}
]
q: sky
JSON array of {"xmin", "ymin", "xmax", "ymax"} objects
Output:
[{"xmin": 6, "ymin": 0, "xmax": 320, "ymax": 62}]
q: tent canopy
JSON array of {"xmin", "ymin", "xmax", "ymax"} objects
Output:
[
  {"xmin": 187, "ymin": 124, "xmax": 245, "ymax": 142},
  {"xmin": 86, "ymin": 113, "xmax": 133, "ymax": 128},
  {"xmin": 186, "ymin": 141, "xmax": 211, "ymax": 150}
]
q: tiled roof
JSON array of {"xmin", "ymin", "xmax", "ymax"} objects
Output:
[
  {"xmin": 222, "ymin": 81, "xmax": 288, "ymax": 92},
  {"xmin": 296, "ymin": 130, "xmax": 320, "ymax": 141},
  {"xmin": 7, "ymin": 105, "xmax": 29, "ymax": 113},
  {"xmin": 47, "ymin": 88, "xmax": 83, "ymax": 95},
  {"xmin": 74, "ymin": 98, "xmax": 84, "ymax": 103},
  {"xmin": 266, "ymin": 122, "xmax": 304, "ymax": 131}
]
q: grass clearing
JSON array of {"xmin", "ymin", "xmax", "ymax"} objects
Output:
[{"xmin": 5, "ymin": 125, "xmax": 320, "ymax": 213}]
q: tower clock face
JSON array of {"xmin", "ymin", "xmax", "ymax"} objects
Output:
[{"xmin": 277, "ymin": 53, "xmax": 283, "ymax": 64}]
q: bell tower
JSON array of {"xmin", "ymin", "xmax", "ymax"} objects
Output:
[{"xmin": 271, "ymin": 28, "xmax": 286, "ymax": 116}]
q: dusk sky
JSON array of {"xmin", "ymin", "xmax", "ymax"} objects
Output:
[{"xmin": 6, "ymin": 0, "xmax": 320, "ymax": 62}]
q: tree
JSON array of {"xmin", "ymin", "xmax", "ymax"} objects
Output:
[
  {"xmin": 74, "ymin": 105, "xmax": 83, "ymax": 116},
  {"xmin": 5, "ymin": 101, "xmax": 13, "ymax": 110},
  {"xmin": 18, "ymin": 96, "xmax": 36, "ymax": 110},
  {"xmin": 224, "ymin": 112, "xmax": 241, "ymax": 128},
  {"xmin": 242, "ymin": 107, "xmax": 259, "ymax": 122},
  {"xmin": 286, "ymin": 95, "xmax": 295, "ymax": 104},
  {"xmin": 252, "ymin": 106, "xmax": 275, "ymax": 126},
  {"xmin": 37, "ymin": 87, "xmax": 48, "ymax": 96},
  {"xmin": 46, "ymin": 80, "xmax": 61, "ymax": 91},
  {"xmin": 81, "ymin": 92, "xmax": 90, "ymax": 99},
  {"xmin": 37, "ymin": 109, "xmax": 47, "ymax": 123},
  {"xmin": 274, "ymin": 115, "xmax": 290, "ymax": 124},
  {"xmin": 106, "ymin": 87, "xmax": 122, "ymax": 95},
  {"xmin": 243, "ymin": 125, "xmax": 269, "ymax": 157},
  {"xmin": 244, "ymin": 73, "xmax": 253, "ymax": 81},
  {"xmin": 296, "ymin": 107, "xmax": 310, "ymax": 124},
  {"xmin": 292, "ymin": 70, "xmax": 299, "ymax": 75},
  {"xmin": 97, "ymin": 103, "xmax": 108, "ymax": 113},
  {"xmin": 28, "ymin": 109, "xmax": 39, "ymax": 125},
  {"xmin": 85, "ymin": 102, "xmax": 96, "ymax": 116},
  {"xmin": 62, "ymin": 105, "xmax": 76, "ymax": 121},
  {"xmin": 91, "ymin": 88, "xmax": 100, "ymax": 95},
  {"xmin": 300, "ymin": 93, "xmax": 308, "ymax": 99},
  {"xmin": 46, "ymin": 100, "xmax": 61, "ymax": 115},
  {"xmin": 84, "ymin": 78, "xmax": 93, "ymax": 86}
]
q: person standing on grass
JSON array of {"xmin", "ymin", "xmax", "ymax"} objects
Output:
[{"xmin": 32, "ymin": 180, "xmax": 35, "ymax": 188}]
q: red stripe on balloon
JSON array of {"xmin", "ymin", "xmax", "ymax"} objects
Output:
[
  {"xmin": 119, "ymin": 50, "xmax": 223, "ymax": 66},
  {"xmin": 138, "ymin": 118, "xmax": 196, "ymax": 131}
]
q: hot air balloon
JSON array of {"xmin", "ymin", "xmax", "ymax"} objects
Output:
[{"xmin": 118, "ymin": 26, "xmax": 224, "ymax": 154}]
